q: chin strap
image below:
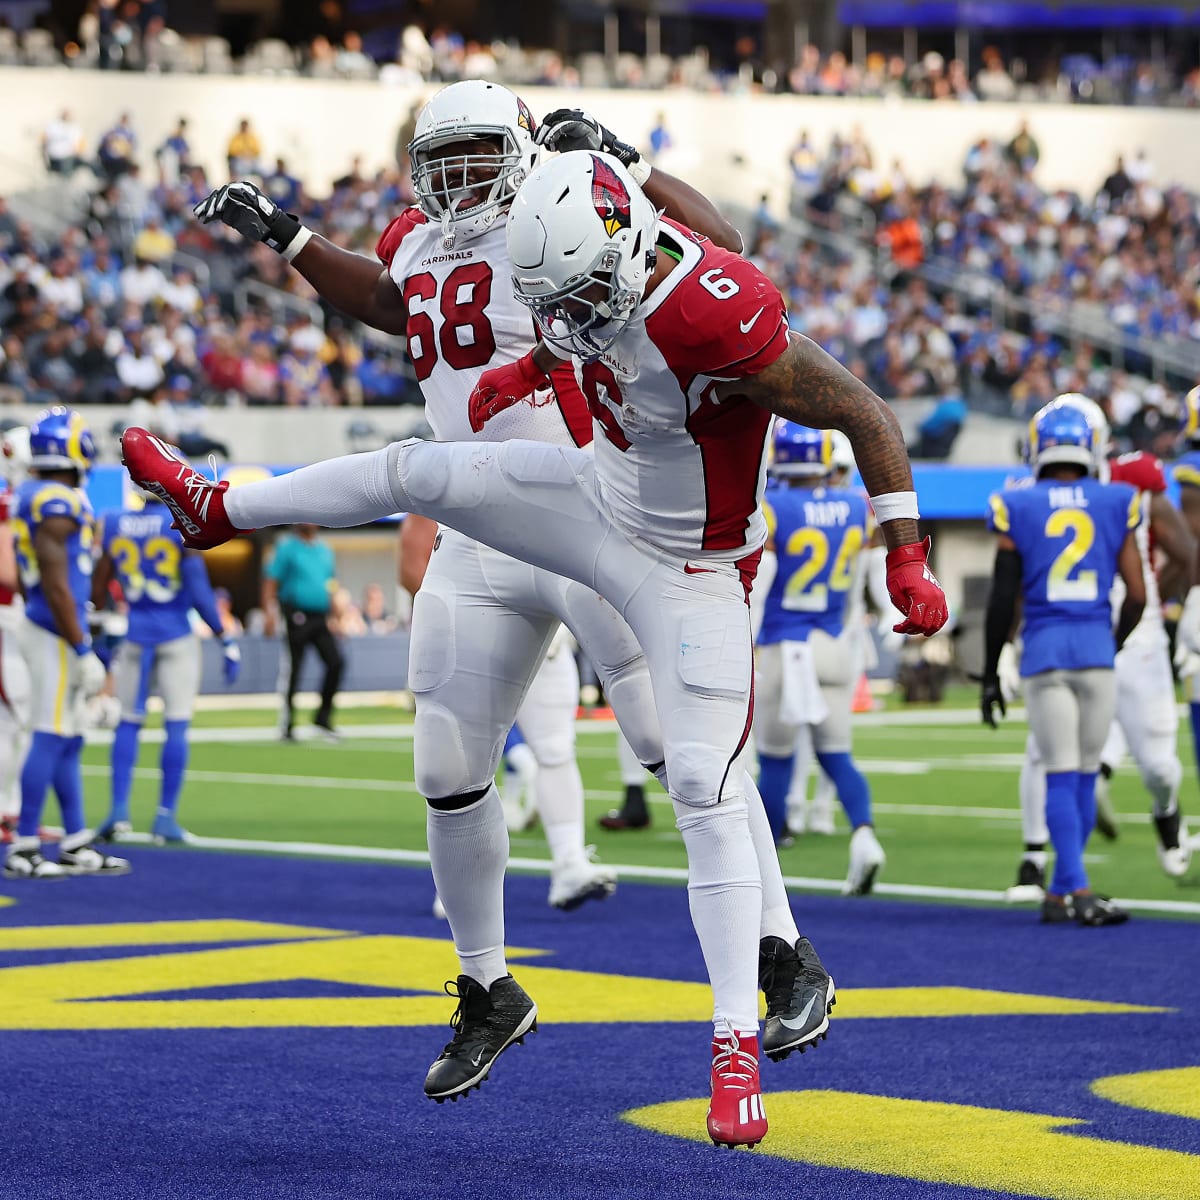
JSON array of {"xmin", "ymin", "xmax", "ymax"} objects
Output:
[{"xmin": 440, "ymin": 210, "xmax": 455, "ymax": 250}]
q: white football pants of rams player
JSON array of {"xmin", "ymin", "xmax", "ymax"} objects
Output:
[
  {"xmin": 15, "ymin": 618, "xmax": 90, "ymax": 740},
  {"xmin": 0, "ymin": 602, "xmax": 31, "ymax": 824}
]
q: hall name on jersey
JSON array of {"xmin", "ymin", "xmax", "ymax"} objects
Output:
[
  {"xmin": 805, "ymin": 499, "xmax": 854, "ymax": 526},
  {"xmin": 419, "ymin": 251, "xmax": 473, "ymax": 266},
  {"xmin": 1047, "ymin": 485, "xmax": 1089, "ymax": 509}
]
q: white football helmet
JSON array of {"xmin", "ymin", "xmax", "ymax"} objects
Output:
[
  {"xmin": 409, "ymin": 80, "xmax": 539, "ymax": 249},
  {"xmin": 507, "ymin": 151, "xmax": 659, "ymax": 361},
  {"xmin": 0, "ymin": 425, "xmax": 30, "ymax": 486}
]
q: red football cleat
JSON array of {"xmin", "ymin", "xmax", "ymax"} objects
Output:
[
  {"xmin": 707, "ymin": 1025, "xmax": 768, "ymax": 1149},
  {"xmin": 120, "ymin": 428, "xmax": 240, "ymax": 550}
]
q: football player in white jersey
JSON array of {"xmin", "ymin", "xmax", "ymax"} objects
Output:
[
  {"xmin": 125, "ymin": 149, "xmax": 947, "ymax": 1149},
  {"xmin": 183, "ymin": 87, "xmax": 839, "ymax": 1133},
  {"xmin": 0, "ymin": 426, "xmax": 33, "ymax": 843}
]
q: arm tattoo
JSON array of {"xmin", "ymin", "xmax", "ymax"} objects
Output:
[{"xmin": 726, "ymin": 332, "xmax": 919, "ymax": 547}]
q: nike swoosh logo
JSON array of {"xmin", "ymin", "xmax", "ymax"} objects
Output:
[
  {"xmin": 739, "ymin": 307, "xmax": 765, "ymax": 334},
  {"xmin": 777, "ymin": 995, "xmax": 819, "ymax": 1030},
  {"xmin": 683, "ymin": 563, "xmax": 715, "ymax": 575},
  {"xmin": 470, "ymin": 1048, "xmax": 486, "ymax": 1068}
]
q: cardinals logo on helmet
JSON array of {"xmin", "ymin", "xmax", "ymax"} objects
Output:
[
  {"xmin": 516, "ymin": 98, "xmax": 535, "ymax": 137},
  {"xmin": 590, "ymin": 155, "xmax": 631, "ymax": 238}
]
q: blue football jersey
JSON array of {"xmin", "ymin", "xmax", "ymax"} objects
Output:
[
  {"xmin": 987, "ymin": 478, "xmax": 1139, "ymax": 676},
  {"xmin": 12, "ymin": 477, "xmax": 95, "ymax": 638},
  {"xmin": 99, "ymin": 502, "xmax": 191, "ymax": 646},
  {"xmin": 1171, "ymin": 448, "xmax": 1200, "ymax": 492},
  {"xmin": 759, "ymin": 483, "xmax": 871, "ymax": 643}
]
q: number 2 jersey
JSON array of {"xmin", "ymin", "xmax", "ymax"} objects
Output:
[
  {"xmin": 376, "ymin": 210, "xmax": 593, "ymax": 447},
  {"xmin": 759, "ymin": 482, "xmax": 871, "ymax": 643},
  {"xmin": 987, "ymin": 477, "xmax": 1139, "ymax": 676},
  {"xmin": 98, "ymin": 503, "xmax": 189, "ymax": 645},
  {"xmin": 12, "ymin": 477, "xmax": 94, "ymax": 637}
]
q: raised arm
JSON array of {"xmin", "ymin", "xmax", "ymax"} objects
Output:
[{"xmin": 193, "ymin": 181, "xmax": 409, "ymax": 335}]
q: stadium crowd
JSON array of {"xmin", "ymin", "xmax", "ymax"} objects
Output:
[{"xmin": 4, "ymin": 97, "xmax": 1196, "ymax": 463}]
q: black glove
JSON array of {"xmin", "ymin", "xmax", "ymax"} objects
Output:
[
  {"xmin": 536, "ymin": 109, "xmax": 643, "ymax": 171},
  {"xmin": 980, "ymin": 676, "xmax": 1006, "ymax": 729},
  {"xmin": 193, "ymin": 180, "xmax": 304, "ymax": 256}
]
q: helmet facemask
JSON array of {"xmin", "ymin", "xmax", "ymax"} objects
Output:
[
  {"xmin": 515, "ymin": 244, "xmax": 648, "ymax": 362},
  {"xmin": 411, "ymin": 129, "xmax": 529, "ymax": 249}
]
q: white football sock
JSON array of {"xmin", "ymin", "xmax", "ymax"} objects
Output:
[
  {"xmin": 786, "ymin": 724, "xmax": 814, "ymax": 828},
  {"xmin": 537, "ymin": 760, "xmax": 588, "ymax": 870},
  {"xmin": 426, "ymin": 785, "xmax": 509, "ymax": 988},
  {"xmin": 616, "ymin": 730, "xmax": 646, "ymax": 786},
  {"xmin": 675, "ymin": 799, "xmax": 762, "ymax": 1035},
  {"xmin": 744, "ymin": 771, "xmax": 800, "ymax": 945},
  {"xmin": 1019, "ymin": 738, "xmax": 1050, "ymax": 846}
]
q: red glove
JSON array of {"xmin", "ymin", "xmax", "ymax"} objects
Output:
[
  {"xmin": 467, "ymin": 352, "xmax": 547, "ymax": 433},
  {"xmin": 886, "ymin": 537, "xmax": 948, "ymax": 636}
]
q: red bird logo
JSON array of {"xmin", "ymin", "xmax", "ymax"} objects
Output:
[{"xmin": 590, "ymin": 155, "xmax": 631, "ymax": 237}]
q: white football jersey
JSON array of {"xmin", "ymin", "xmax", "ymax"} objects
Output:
[
  {"xmin": 572, "ymin": 219, "xmax": 790, "ymax": 562},
  {"xmin": 377, "ymin": 210, "xmax": 592, "ymax": 447},
  {"xmin": 1108, "ymin": 451, "xmax": 1166, "ymax": 643}
]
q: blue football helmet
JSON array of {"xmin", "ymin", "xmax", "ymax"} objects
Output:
[
  {"xmin": 28, "ymin": 406, "xmax": 96, "ymax": 477},
  {"xmin": 771, "ymin": 420, "xmax": 833, "ymax": 478},
  {"xmin": 1025, "ymin": 397, "xmax": 1101, "ymax": 475}
]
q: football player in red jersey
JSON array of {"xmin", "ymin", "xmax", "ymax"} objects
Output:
[
  {"xmin": 1006, "ymin": 395, "xmax": 1196, "ymax": 901},
  {"xmin": 123, "ymin": 150, "xmax": 945, "ymax": 1149},
  {"xmin": 178, "ymin": 85, "xmax": 838, "ymax": 1130}
]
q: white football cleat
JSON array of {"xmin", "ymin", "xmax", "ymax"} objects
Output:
[
  {"xmin": 843, "ymin": 825, "xmax": 886, "ymax": 895},
  {"xmin": 1157, "ymin": 822, "xmax": 1193, "ymax": 879},
  {"xmin": 548, "ymin": 855, "xmax": 617, "ymax": 911}
]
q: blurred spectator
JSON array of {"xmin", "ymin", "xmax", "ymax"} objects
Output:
[
  {"xmin": 357, "ymin": 346, "xmax": 408, "ymax": 405},
  {"xmin": 647, "ymin": 113, "xmax": 673, "ymax": 163},
  {"xmin": 241, "ymin": 338, "xmax": 281, "ymax": 404},
  {"xmin": 335, "ymin": 31, "xmax": 374, "ymax": 77},
  {"xmin": 42, "ymin": 110, "xmax": 86, "ymax": 177},
  {"xmin": 975, "ymin": 47, "xmax": 1016, "ymax": 101},
  {"xmin": 155, "ymin": 118, "xmax": 191, "ymax": 184},
  {"xmin": 119, "ymin": 253, "xmax": 166, "ymax": 309},
  {"xmin": 97, "ymin": 112, "xmax": 137, "ymax": 182},
  {"xmin": 263, "ymin": 158, "xmax": 303, "ymax": 211},
  {"xmin": 131, "ymin": 215, "xmax": 175, "ymax": 263},
  {"xmin": 279, "ymin": 323, "xmax": 337, "ymax": 406},
  {"xmin": 910, "ymin": 391, "xmax": 967, "ymax": 459},
  {"xmin": 214, "ymin": 588, "xmax": 243, "ymax": 637},
  {"xmin": 226, "ymin": 118, "xmax": 262, "ymax": 179},
  {"xmin": 1005, "ymin": 120, "xmax": 1040, "ymax": 172},
  {"xmin": 361, "ymin": 582, "xmax": 395, "ymax": 633}
]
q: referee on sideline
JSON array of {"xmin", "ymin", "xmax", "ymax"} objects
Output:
[{"xmin": 262, "ymin": 523, "xmax": 343, "ymax": 740}]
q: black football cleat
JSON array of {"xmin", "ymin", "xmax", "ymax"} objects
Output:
[
  {"xmin": 424, "ymin": 974, "xmax": 537, "ymax": 1102},
  {"xmin": 759, "ymin": 935, "xmax": 836, "ymax": 1062}
]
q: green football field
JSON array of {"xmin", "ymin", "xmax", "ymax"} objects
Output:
[{"xmin": 79, "ymin": 686, "xmax": 1200, "ymax": 918}]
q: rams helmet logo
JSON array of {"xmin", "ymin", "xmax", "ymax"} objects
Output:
[{"xmin": 590, "ymin": 155, "xmax": 631, "ymax": 238}]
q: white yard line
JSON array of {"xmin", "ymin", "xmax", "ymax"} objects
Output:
[{"xmin": 106, "ymin": 831, "xmax": 1200, "ymax": 916}]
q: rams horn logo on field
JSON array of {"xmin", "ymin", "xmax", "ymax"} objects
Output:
[
  {"xmin": 590, "ymin": 155, "xmax": 631, "ymax": 238},
  {"xmin": 516, "ymin": 98, "xmax": 535, "ymax": 136}
]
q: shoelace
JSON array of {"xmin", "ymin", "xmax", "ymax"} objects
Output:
[
  {"xmin": 759, "ymin": 948, "xmax": 798, "ymax": 1009},
  {"xmin": 712, "ymin": 1035, "xmax": 758, "ymax": 1088}
]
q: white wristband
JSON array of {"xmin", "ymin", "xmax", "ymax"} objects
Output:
[
  {"xmin": 870, "ymin": 490, "xmax": 920, "ymax": 523},
  {"xmin": 627, "ymin": 156, "xmax": 652, "ymax": 187},
  {"xmin": 281, "ymin": 224, "xmax": 313, "ymax": 262}
]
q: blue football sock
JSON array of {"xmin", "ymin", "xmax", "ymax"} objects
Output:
[
  {"xmin": 160, "ymin": 719, "xmax": 190, "ymax": 815},
  {"xmin": 1189, "ymin": 703, "xmax": 1200, "ymax": 773},
  {"xmin": 109, "ymin": 720, "xmax": 140, "ymax": 824},
  {"xmin": 1045, "ymin": 770, "xmax": 1087, "ymax": 895},
  {"xmin": 1076, "ymin": 771, "xmax": 1099, "ymax": 854},
  {"xmin": 816, "ymin": 750, "xmax": 872, "ymax": 829},
  {"xmin": 757, "ymin": 753, "xmax": 794, "ymax": 842},
  {"xmin": 52, "ymin": 735, "xmax": 86, "ymax": 837},
  {"xmin": 17, "ymin": 730, "xmax": 65, "ymax": 839}
]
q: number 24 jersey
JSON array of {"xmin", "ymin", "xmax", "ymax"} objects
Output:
[{"xmin": 987, "ymin": 477, "xmax": 1139, "ymax": 676}]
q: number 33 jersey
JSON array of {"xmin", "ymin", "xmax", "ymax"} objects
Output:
[
  {"xmin": 98, "ymin": 503, "xmax": 189, "ymax": 645},
  {"xmin": 987, "ymin": 477, "xmax": 1140, "ymax": 676},
  {"xmin": 570, "ymin": 219, "xmax": 790, "ymax": 562},
  {"xmin": 377, "ymin": 209, "xmax": 593, "ymax": 448}
]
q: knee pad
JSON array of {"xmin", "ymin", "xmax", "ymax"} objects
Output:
[
  {"xmin": 668, "ymin": 743, "xmax": 743, "ymax": 809},
  {"xmin": 408, "ymin": 590, "xmax": 456, "ymax": 696},
  {"xmin": 1142, "ymin": 756, "xmax": 1182, "ymax": 811},
  {"xmin": 413, "ymin": 703, "xmax": 485, "ymax": 799},
  {"xmin": 523, "ymin": 725, "xmax": 575, "ymax": 769}
]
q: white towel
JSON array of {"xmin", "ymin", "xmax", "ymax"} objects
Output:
[{"xmin": 779, "ymin": 640, "xmax": 829, "ymax": 726}]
